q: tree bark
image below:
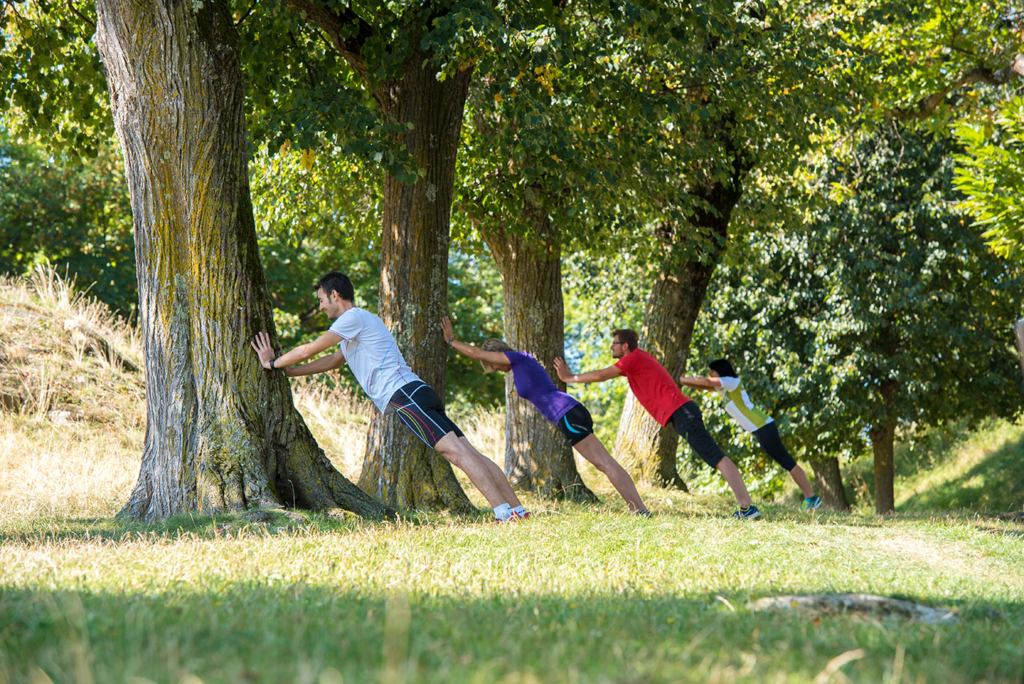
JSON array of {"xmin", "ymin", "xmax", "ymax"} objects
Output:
[
  {"xmin": 809, "ymin": 457, "xmax": 849, "ymax": 512},
  {"xmin": 870, "ymin": 421, "xmax": 896, "ymax": 515},
  {"xmin": 482, "ymin": 195, "xmax": 597, "ymax": 503},
  {"xmin": 354, "ymin": 52, "xmax": 476, "ymax": 512},
  {"xmin": 614, "ymin": 174, "xmax": 745, "ymax": 490},
  {"xmin": 870, "ymin": 378, "xmax": 898, "ymax": 515},
  {"xmin": 280, "ymin": 3, "xmax": 477, "ymax": 512},
  {"xmin": 96, "ymin": 0, "xmax": 391, "ymax": 520}
]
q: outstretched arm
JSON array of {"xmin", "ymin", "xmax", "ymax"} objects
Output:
[
  {"xmin": 251, "ymin": 330, "xmax": 342, "ymax": 373},
  {"xmin": 441, "ymin": 316, "xmax": 512, "ymax": 368},
  {"xmin": 679, "ymin": 376, "xmax": 721, "ymax": 391},
  {"xmin": 284, "ymin": 348, "xmax": 347, "ymax": 377},
  {"xmin": 554, "ymin": 357, "xmax": 622, "ymax": 384}
]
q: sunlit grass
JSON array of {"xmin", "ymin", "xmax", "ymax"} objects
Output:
[{"xmin": 3, "ymin": 269, "xmax": 1024, "ymax": 683}]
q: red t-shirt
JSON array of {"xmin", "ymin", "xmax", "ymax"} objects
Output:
[{"xmin": 614, "ymin": 349, "xmax": 690, "ymax": 426}]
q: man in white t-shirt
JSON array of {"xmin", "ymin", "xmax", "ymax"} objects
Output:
[{"xmin": 251, "ymin": 272, "xmax": 529, "ymax": 522}]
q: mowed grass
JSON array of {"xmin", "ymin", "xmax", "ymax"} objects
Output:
[
  {"xmin": 3, "ymin": 503, "xmax": 1024, "ymax": 684},
  {"xmin": 2, "ymin": 271, "xmax": 1024, "ymax": 683}
]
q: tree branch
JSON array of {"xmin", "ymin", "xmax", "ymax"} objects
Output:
[
  {"xmin": 65, "ymin": 0, "xmax": 95, "ymax": 31},
  {"xmin": 234, "ymin": 1, "xmax": 255, "ymax": 27},
  {"xmin": 282, "ymin": 0, "xmax": 374, "ymax": 76},
  {"xmin": 893, "ymin": 53, "xmax": 1024, "ymax": 122}
]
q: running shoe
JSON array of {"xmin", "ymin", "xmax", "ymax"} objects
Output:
[
  {"xmin": 636, "ymin": 509, "xmax": 653, "ymax": 519},
  {"xmin": 508, "ymin": 511, "xmax": 531, "ymax": 521},
  {"xmin": 802, "ymin": 495, "xmax": 823, "ymax": 510},
  {"xmin": 731, "ymin": 505, "xmax": 761, "ymax": 520}
]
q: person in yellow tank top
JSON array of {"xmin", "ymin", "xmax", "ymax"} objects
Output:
[{"xmin": 679, "ymin": 358, "xmax": 822, "ymax": 510}]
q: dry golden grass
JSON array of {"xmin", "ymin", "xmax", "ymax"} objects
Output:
[{"xmin": 1, "ymin": 267, "xmax": 147, "ymax": 522}]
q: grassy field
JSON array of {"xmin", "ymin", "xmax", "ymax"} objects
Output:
[{"xmin": 2, "ymin": 271, "xmax": 1023, "ymax": 683}]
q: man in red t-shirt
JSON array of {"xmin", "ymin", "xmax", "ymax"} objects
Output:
[{"xmin": 554, "ymin": 328, "xmax": 760, "ymax": 520}]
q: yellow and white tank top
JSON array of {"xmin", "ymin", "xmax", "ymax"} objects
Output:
[{"xmin": 716, "ymin": 376, "xmax": 773, "ymax": 433}]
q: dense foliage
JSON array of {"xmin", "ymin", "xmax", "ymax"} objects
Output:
[
  {"xmin": 0, "ymin": 131, "xmax": 136, "ymax": 316},
  {"xmin": 955, "ymin": 95, "xmax": 1024, "ymax": 260},
  {"xmin": 693, "ymin": 126, "xmax": 1024, "ymax": 507}
]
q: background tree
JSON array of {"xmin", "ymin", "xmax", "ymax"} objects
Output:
[
  {"xmin": 691, "ymin": 209, "xmax": 861, "ymax": 511},
  {"xmin": 849, "ymin": 0, "xmax": 1023, "ymax": 124},
  {"xmin": 609, "ymin": 0, "xmax": 853, "ymax": 488},
  {"xmin": 237, "ymin": 0, "xmax": 479, "ymax": 511},
  {"xmin": 452, "ymin": 5, "xmax": 678, "ymax": 502}
]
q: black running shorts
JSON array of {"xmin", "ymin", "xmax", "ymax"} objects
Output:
[
  {"xmin": 388, "ymin": 381, "xmax": 464, "ymax": 448},
  {"xmin": 669, "ymin": 402, "xmax": 726, "ymax": 468},
  {"xmin": 556, "ymin": 404, "xmax": 594, "ymax": 446}
]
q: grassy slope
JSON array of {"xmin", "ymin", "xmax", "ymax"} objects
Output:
[
  {"xmin": 896, "ymin": 419, "xmax": 1024, "ymax": 513},
  {"xmin": 837, "ymin": 419, "xmax": 1024, "ymax": 515},
  {"xmin": 2, "ymin": 272, "xmax": 1023, "ymax": 683}
]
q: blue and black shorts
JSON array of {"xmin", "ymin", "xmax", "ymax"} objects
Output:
[
  {"xmin": 389, "ymin": 381, "xmax": 464, "ymax": 449},
  {"xmin": 556, "ymin": 404, "xmax": 595, "ymax": 446}
]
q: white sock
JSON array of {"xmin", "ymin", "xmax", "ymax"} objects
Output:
[
  {"xmin": 512, "ymin": 505, "xmax": 527, "ymax": 517},
  {"xmin": 494, "ymin": 503, "xmax": 513, "ymax": 521}
]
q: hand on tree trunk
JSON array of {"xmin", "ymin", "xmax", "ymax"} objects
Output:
[
  {"xmin": 251, "ymin": 331, "xmax": 278, "ymax": 369},
  {"xmin": 553, "ymin": 357, "xmax": 573, "ymax": 383}
]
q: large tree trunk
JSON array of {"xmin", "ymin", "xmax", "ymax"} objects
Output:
[
  {"xmin": 809, "ymin": 457, "xmax": 850, "ymax": 512},
  {"xmin": 482, "ymin": 196, "xmax": 597, "ymax": 503},
  {"xmin": 615, "ymin": 175, "xmax": 744, "ymax": 489},
  {"xmin": 96, "ymin": 0, "xmax": 391, "ymax": 520},
  {"xmin": 355, "ymin": 53, "xmax": 476, "ymax": 512},
  {"xmin": 280, "ymin": 4, "xmax": 474, "ymax": 510}
]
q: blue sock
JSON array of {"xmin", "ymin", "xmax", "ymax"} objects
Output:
[
  {"xmin": 494, "ymin": 503, "xmax": 513, "ymax": 521},
  {"xmin": 512, "ymin": 505, "xmax": 527, "ymax": 517}
]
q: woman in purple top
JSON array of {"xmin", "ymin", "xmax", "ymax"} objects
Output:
[{"xmin": 441, "ymin": 316, "xmax": 649, "ymax": 514}]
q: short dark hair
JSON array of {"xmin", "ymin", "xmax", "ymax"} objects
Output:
[
  {"xmin": 709, "ymin": 358, "xmax": 737, "ymax": 377},
  {"xmin": 316, "ymin": 272, "xmax": 354, "ymax": 302},
  {"xmin": 612, "ymin": 328, "xmax": 639, "ymax": 352}
]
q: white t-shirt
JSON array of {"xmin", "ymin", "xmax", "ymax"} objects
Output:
[
  {"xmin": 328, "ymin": 307, "xmax": 420, "ymax": 413},
  {"xmin": 715, "ymin": 376, "xmax": 773, "ymax": 433}
]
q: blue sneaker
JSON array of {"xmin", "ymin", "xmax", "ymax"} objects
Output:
[
  {"xmin": 802, "ymin": 495, "xmax": 823, "ymax": 510},
  {"xmin": 732, "ymin": 505, "xmax": 761, "ymax": 520}
]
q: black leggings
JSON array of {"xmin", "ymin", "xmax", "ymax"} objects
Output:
[
  {"xmin": 669, "ymin": 402, "xmax": 726, "ymax": 468},
  {"xmin": 752, "ymin": 422, "xmax": 797, "ymax": 471}
]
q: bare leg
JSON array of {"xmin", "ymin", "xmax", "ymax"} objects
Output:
[
  {"xmin": 789, "ymin": 465, "xmax": 815, "ymax": 498},
  {"xmin": 715, "ymin": 457, "xmax": 753, "ymax": 509},
  {"xmin": 573, "ymin": 434, "xmax": 646, "ymax": 512},
  {"xmin": 433, "ymin": 432, "xmax": 520, "ymax": 509},
  {"xmin": 457, "ymin": 436, "xmax": 522, "ymax": 508}
]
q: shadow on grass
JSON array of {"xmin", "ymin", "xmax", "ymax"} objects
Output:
[
  {"xmin": 0, "ymin": 508, "xmax": 496, "ymax": 545},
  {"xmin": 973, "ymin": 525, "xmax": 1024, "ymax": 540},
  {"xmin": 1, "ymin": 585, "xmax": 1021, "ymax": 684},
  {"xmin": 6, "ymin": 503, "xmax": 1024, "ymax": 547}
]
